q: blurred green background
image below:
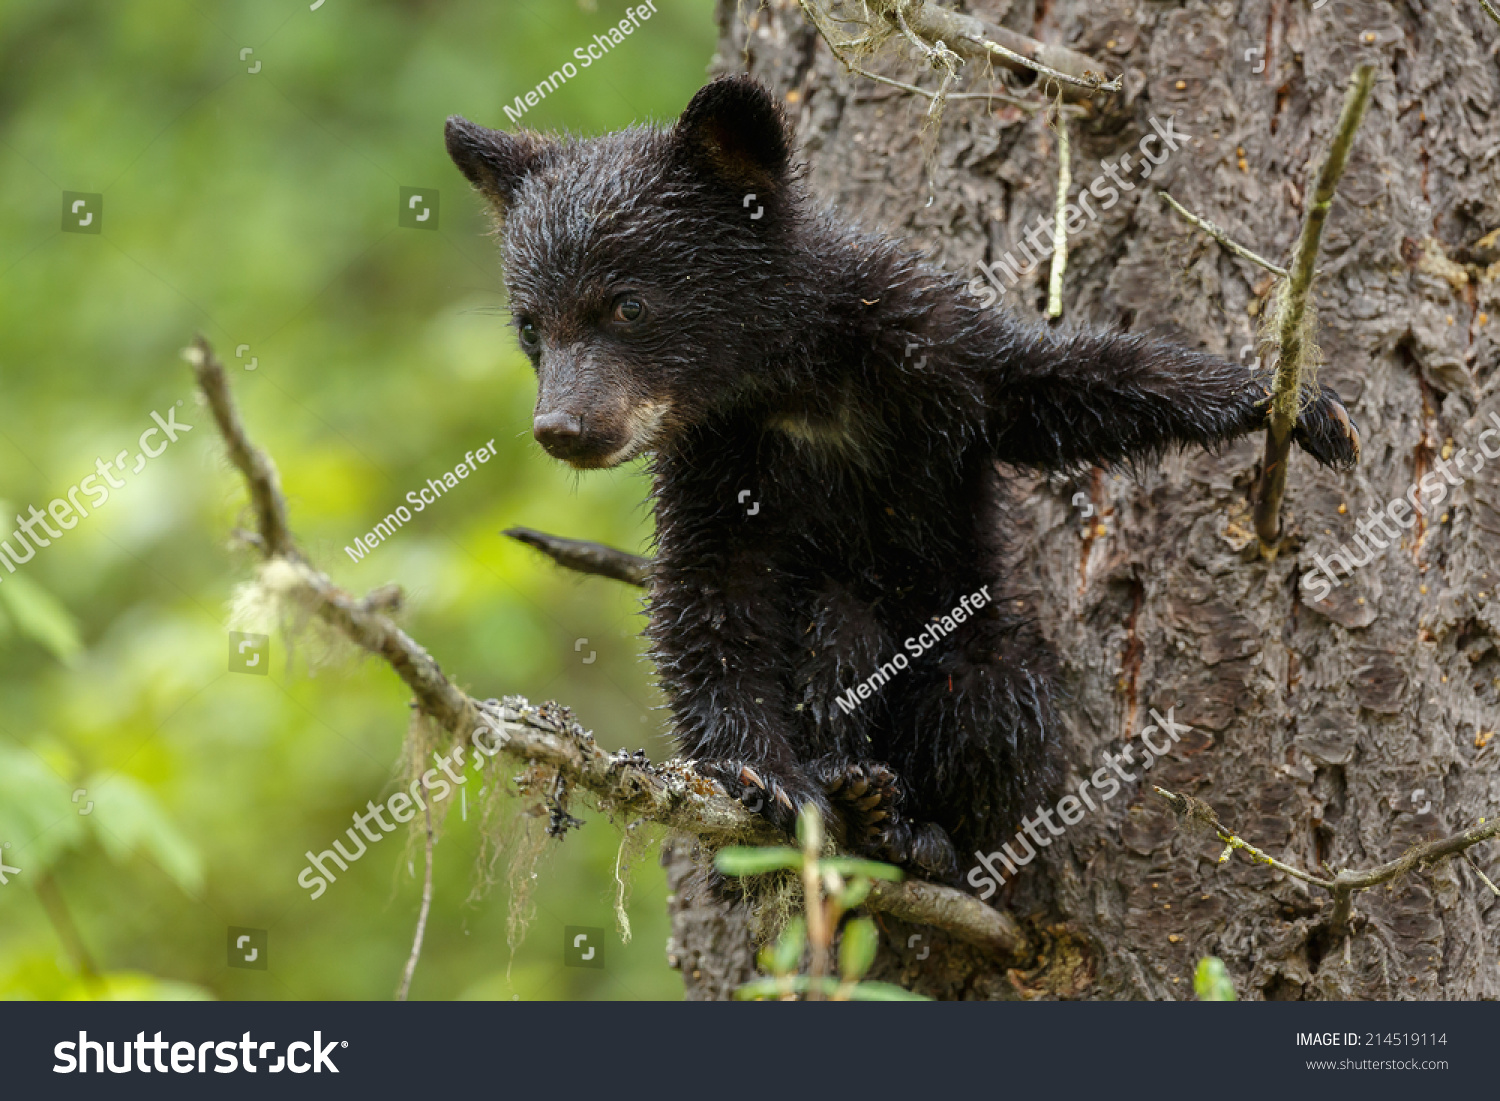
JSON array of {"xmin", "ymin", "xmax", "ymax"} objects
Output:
[{"xmin": 0, "ymin": 0, "xmax": 717, "ymax": 1000}]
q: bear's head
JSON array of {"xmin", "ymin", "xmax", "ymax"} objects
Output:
[{"xmin": 446, "ymin": 76, "xmax": 801, "ymax": 469}]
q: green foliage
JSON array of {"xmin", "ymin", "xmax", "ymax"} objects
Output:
[
  {"xmin": 0, "ymin": 0, "xmax": 717, "ymax": 1001},
  {"xmin": 718, "ymin": 806, "xmax": 926, "ymax": 1001},
  {"xmin": 714, "ymin": 846, "xmax": 804, "ymax": 876},
  {"xmin": 0, "ymin": 573, "xmax": 84, "ymax": 665},
  {"xmin": 1194, "ymin": 956, "xmax": 1238, "ymax": 1001},
  {"xmin": 821, "ymin": 857, "xmax": 905, "ymax": 881},
  {"xmin": 838, "ymin": 917, "xmax": 879, "ymax": 981},
  {"xmin": 734, "ymin": 976, "xmax": 928, "ymax": 1001},
  {"xmin": 759, "ymin": 917, "xmax": 807, "ymax": 977}
]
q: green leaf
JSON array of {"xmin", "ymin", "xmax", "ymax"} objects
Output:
[
  {"xmin": 838, "ymin": 917, "xmax": 879, "ymax": 982},
  {"xmin": 70, "ymin": 972, "xmax": 215, "ymax": 1001},
  {"xmin": 0, "ymin": 741, "xmax": 84, "ymax": 875},
  {"xmin": 1194, "ymin": 956, "xmax": 1238, "ymax": 1001},
  {"xmin": 84, "ymin": 774, "xmax": 204, "ymax": 897},
  {"xmin": 795, "ymin": 802, "xmax": 824, "ymax": 850},
  {"xmin": 734, "ymin": 976, "xmax": 929, "ymax": 1001},
  {"xmin": 714, "ymin": 846, "xmax": 803, "ymax": 877},
  {"xmin": 837, "ymin": 878, "xmax": 873, "ymax": 910},
  {"xmin": 820, "ymin": 856, "xmax": 903, "ymax": 881},
  {"xmin": 759, "ymin": 917, "xmax": 806, "ymax": 977},
  {"xmin": 0, "ymin": 573, "xmax": 83, "ymax": 664},
  {"xmin": 842, "ymin": 980, "xmax": 929, "ymax": 1001}
]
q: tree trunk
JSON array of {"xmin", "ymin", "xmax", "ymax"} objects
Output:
[{"xmin": 664, "ymin": 0, "xmax": 1500, "ymax": 1000}]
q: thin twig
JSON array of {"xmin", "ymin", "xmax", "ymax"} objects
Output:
[
  {"xmin": 1464, "ymin": 851, "xmax": 1500, "ymax": 896},
  {"xmin": 882, "ymin": 0, "xmax": 1120, "ymax": 93},
  {"xmin": 189, "ymin": 339, "xmax": 1028, "ymax": 960},
  {"xmin": 974, "ymin": 35, "xmax": 1110, "ymax": 95},
  {"xmin": 796, "ymin": 0, "xmax": 1047, "ymax": 111},
  {"xmin": 35, "ymin": 873, "xmax": 101, "ymax": 983},
  {"xmin": 1158, "ymin": 191, "xmax": 1289, "ymax": 278},
  {"xmin": 504, "ymin": 527, "xmax": 652, "ymax": 586},
  {"xmin": 1046, "ymin": 105, "xmax": 1071, "ymax": 319},
  {"xmin": 1325, "ymin": 817, "xmax": 1500, "ymax": 935},
  {"xmin": 1155, "ymin": 787, "xmax": 1500, "ymax": 939},
  {"xmin": 395, "ymin": 797, "xmax": 435, "ymax": 1001},
  {"xmin": 802, "ymin": 809, "xmax": 828, "ymax": 1000},
  {"xmin": 1253, "ymin": 64, "xmax": 1376, "ymax": 554},
  {"xmin": 797, "ymin": 0, "xmax": 1118, "ymax": 101},
  {"xmin": 1481, "ymin": 0, "xmax": 1500, "ymax": 27},
  {"xmin": 186, "ymin": 337, "xmax": 297, "ymax": 560}
]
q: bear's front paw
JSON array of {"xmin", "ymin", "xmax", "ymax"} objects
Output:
[
  {"xmin": 815, "ymin": 760, "xmax": 904, "ymax": 852},
  {"xmin": 1291, "ymin": 383, "xmax": 1361, "ymax": 470},
  {"xmin": 700, "ymin": 760, "xmax": 825, "ymax": 835}
]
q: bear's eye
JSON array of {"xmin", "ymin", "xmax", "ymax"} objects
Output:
[
  {"xmin": 517, "ymin": 319, "xmax": 540, "ymax": 350},
  {"xmin": 612, "ymin": 298, "xmax": 644, "ymax": 324}
]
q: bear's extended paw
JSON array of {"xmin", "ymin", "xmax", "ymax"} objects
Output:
[
  {"xmin": 1295, "ymin": 384, "xmax": 1360, "ymax": 470},
  {"xmin": 701, "ymin": 759, "xmax": 823, "ymax": 835},
  {"xmin": 1263, "ymin": 383, "xmax": 1360, "ymax": 470}
]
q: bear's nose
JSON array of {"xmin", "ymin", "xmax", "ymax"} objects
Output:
[{"xmin": 533, "ymin": 411, "xmax": 583, "ymax": 453}]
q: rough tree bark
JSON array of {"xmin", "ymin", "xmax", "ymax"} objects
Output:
[{"xmin": 664, "ymin": 0, "xmax": 1500, "ymax": 1000}]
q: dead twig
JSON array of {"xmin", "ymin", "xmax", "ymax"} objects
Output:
[
  {"xmin": 842, "ymin": 61, "xmax": 1046, "ymax": 110},
  {"xmin": 1155, "ymin": 786, "xmax": 1500, "ymax": 939},
  {"xmin": 795, "ymin": 0, "xmax": 1117, "ymax": 107},
  {"xmin": 188, "ymin": 337, "xmax": 1028, "ymax": 960},
  {"xmin": 1253, "ymin": 64, "xmax": 1376, "ymax": 554},
  {"xmin": 1046, "ymin": 104, "xmax": 1071, "ymax": 319},
  {"xmin": 394, "ymin": 796, "xmax": 435, "ymax": 1001},
  {"xmin": 503, "ymin": 526, "xmax": 652, "ymax": 587},
  {"xmin": 1157, "ymin": 190, "xmax": 1289, "ymax": 279},
  {"xmin": 888, "ymin": 0, "xmax": 1119, "ymax": 94}
]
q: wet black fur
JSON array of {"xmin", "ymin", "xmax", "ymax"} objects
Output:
[{"xmin": 446, "ymin": 76, "xmax": 1359, "ymax": 884}]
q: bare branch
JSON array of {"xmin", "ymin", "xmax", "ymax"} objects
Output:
[
  {"xmin": 866, "ymin": 877, "xmax": 1026, "ymax": 955},
  {"xmin": 185, "ymin": 336, "xmax": 298, "ymax": 560},
  {"xmin": 1253, "ymin": 64, "xmax": 1376, "ymax": 554},
  {"xmin": 1465, "ymin": 851, "xmax": 1500, "ymax": 897},
  {"xmin": 852, "ymin": 65, "xmax": 1047, "ymax": 110},
  {"xmin": 796, "ymin": 0, "xmax": 1118, "ymax": 103},
  {"xmin": 395, "ymin": 797, "xmax": 435, "ymax": 1001},
  {"xmin": 1155, "ymin": 787, "xmax": 1334, "ymax": 889},
  {"xmin": 797, "ymin": 0, "xmax": 1048, "ymax": 111},
  {"xmin": 35, "ymin": 874, "xmax": 101, "ymax": 984},
  {"xmin": 1046, "ymin": 105, "xmax": 1071, "ymax": 319},
  {"xmin": 1157, "ymin": 190, "xmax": 1289, "ymax": 278},
  {"xmin": 1155, "ymin": 786, "xmax": 1500, "ymax": 939},
  {"xmin": 503, "ymin": 526, "xmax": 652, "ymax": 587},
  {"xmin": 886, "ymin": 0, "xmax": 1120, "ymax": 94},
  {"xmin": 1481, "ymin": 0, "xmax": 1500, "ymax": 27},
  {"xmin": 189, "ymin": 339, "xmax": 1028, "ymax": 961}
]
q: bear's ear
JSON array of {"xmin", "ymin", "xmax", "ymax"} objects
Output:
[
  {"xmin": 445, "ymin": 116, "xmax": 550, "ymax": 212},
  {"xmin": 673, "ymin": 76, "xmax": 791, "ymax": 193}
]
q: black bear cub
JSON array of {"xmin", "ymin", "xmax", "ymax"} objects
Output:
[{"xmin": 445, "ymin": 76, "xmax": 1359, "ymax": 884}]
